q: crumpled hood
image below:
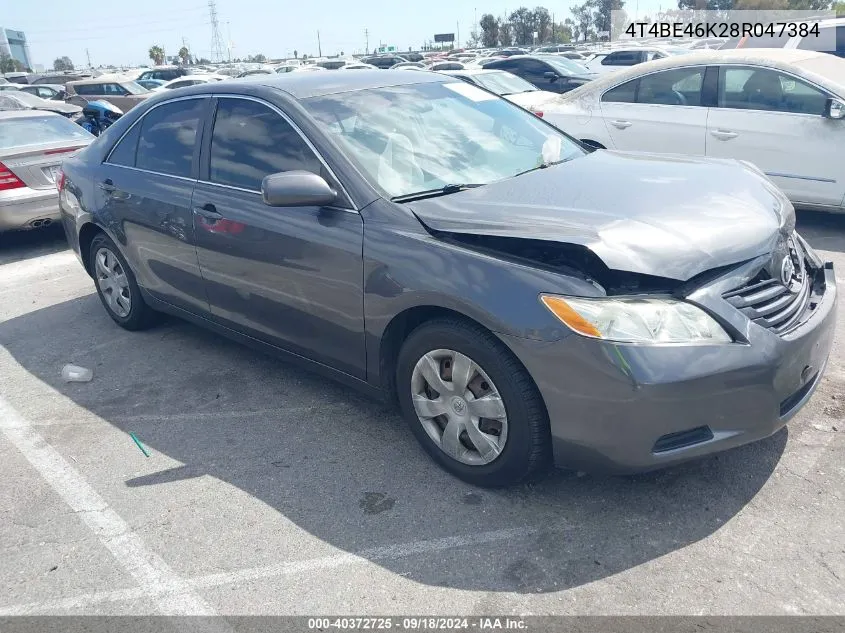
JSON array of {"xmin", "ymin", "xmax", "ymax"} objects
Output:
[{"xmin": 408, "ymin": 150, "xmax": 795, "ymax": 281}]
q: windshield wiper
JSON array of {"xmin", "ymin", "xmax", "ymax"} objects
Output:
[
  {"xmin": 511, "ymin": 158, "xmax": 569, "ymax": 179},
  {"xmin": 391, "ymin": 183, "xmax": 484, "ymax": 203}
]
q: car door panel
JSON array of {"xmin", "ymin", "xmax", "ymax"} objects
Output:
[
  {"xmin": 600, "ymin": 67, "xmax": 710, "ymax": 154},
  {"xmin": 98, "ymin": 97, "xmax": 210, "ymax": 314},
  {"xmin": 192, "ymin": 97, "xmax": 366, "ymax": 378},
  {"xmin": 706, "ymin": 66, "xmax": 845, "ymax": 208}
]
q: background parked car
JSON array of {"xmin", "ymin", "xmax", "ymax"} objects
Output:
[
  {"xmin": 429, "ymin": 61, "xmax": 466, "ymax": 71},
  {"xmin": 484, "ymin": 55, "xmax": 596, "ymax": 93},
  {"xmin": 442, "ymin": 69, "xmax": 561, "ymax": 115},
  {"xmin": 340, "ymin": 63, "xmax": 378, "ymax": 70},
  {"xmin": 0, "ymin": 111, "xmax": 93, "ymax": 231},
  {"xmin": 154, "ymin": 75, "xmax": 226, "ymax": 91},
  {"xmin": 583, "ymin": 47, "xmax": 690, "ymax": 74},
  {"xmin": 0, "ymin": 91, "xmax": 83, "ymax": 120},
  {"xmin": 392, "ymin": 62, "xmax": 427, "ymax": 70},
  {"xmin": 136, "ymin": 66, "xmax": 191, "ymax": 82},
  {"xmin": 136, "ymin": 78, "xmax": 166, "ymax": 91},
  {"xmin": 237, "ymin": 68, "xmax": 275, "ymax": 78},
  {"xmin": 719, "ymin": 17, "xmax": 844, "ymax": 58},
  {"xmin": 362, "ymin": 55, "xmax": 409, "ymax": 69},
  {"xmin": 544, "ymin": 49, "xmax": 845, "ymax": 211},
  {"xmin": 30, "ymin": 73, "xmax": 93, "ymax": 86},
  {"xmin": 65, "ymin": 78, "xmax": 151, "ymax": 112},
  {"xmin": 18, "ymin": 84, "xmax": 66, "ymax": 100}
]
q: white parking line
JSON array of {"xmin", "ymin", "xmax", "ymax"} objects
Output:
[
  {"xmin": 0, "ymin": 396, "xmax": 218, "ymax": 617},
  {"xmin": 0, "ymin": 526, "xmax": 537, "ymax": 615}
]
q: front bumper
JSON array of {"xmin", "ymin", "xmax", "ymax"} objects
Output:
[
  {"xmin": 500, "ymin": 261, "xmax": 837, "ymax": 474},
  {"xmin": 0, "ymin": 188, "xmax": 61, "ymax": 231}
]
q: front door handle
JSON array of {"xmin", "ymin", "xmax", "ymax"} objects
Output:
[
  {"xmin": 711, "ymin": 129, "xmax": 738, "ymax": 140},
  {"xmin": 193, "ymin": 204, "xmax": 222, "ymax": 221},
  {"xmin": 610, "ymin": 120, "xmax": 632, "ymax": 129}
]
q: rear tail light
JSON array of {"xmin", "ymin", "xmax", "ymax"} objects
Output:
[
  {"xmin": 0, "ymin": 161, "xmax": 25, "ymax": 191},
  {"xmin": 56, "ymin": 169, "xmax": 66, "ymax": 192},
  {"xmin": 533, "ymin": 111, "xmax": 544, "ymax": 117}
]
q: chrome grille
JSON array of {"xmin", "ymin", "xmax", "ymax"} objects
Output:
[{"xmin": 722, "ymin": 236, "xmax": 811, "ymax": 334}]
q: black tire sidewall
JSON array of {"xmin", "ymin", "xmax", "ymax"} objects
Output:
[
  {"xmin": 396, "ymin": 321, "xmax": 542, "ymax": 487},
  {"xmin": 89, "ymin": 234, "xmax": 148, "ymax": 330}
]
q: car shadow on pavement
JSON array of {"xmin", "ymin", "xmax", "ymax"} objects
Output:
[
  {"xmin": 0, "ymin": 294, "xmax": 787, "ymax": 594},
  {"xmin": 0, "ymin": 225, "xmax": 68, "ymax": 266},
  {"xmin": 797, "ymin": 211, "xmax": 845, "ymax": 254}
]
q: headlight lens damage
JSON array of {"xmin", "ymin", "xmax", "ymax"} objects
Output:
[{"xmin": 540, "ymin": 295, "xmax": 731, "ymax": 344}]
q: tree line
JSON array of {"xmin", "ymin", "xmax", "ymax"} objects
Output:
[{"xmin": 478, "ymin": 0, "xmax": 844, "ymax": 46}]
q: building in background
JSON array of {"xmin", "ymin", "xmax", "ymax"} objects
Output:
[{"xmin": 0, "ymin": 28, "xmax": 33, "ymax": 70}]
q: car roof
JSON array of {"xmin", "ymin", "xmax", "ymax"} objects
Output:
[
  {"xmin": 559, "ymin": 49, "xmax": 845, "ymax": 101},
  {"xmin": 67, "ymin": 77, "xmax": 134, "ymax": 86},
  {"xmin": 181, "ymin": 69, "xmax": 448, "ymax": 99}
]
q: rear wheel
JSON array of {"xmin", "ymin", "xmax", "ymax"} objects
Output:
[
  {"xmin": 396, "ymin": 318, "xmax": 551, "ymax": 487},
  {"xmin": 89, "ymin": 233, "xmax": 158, "ymax": 330}
]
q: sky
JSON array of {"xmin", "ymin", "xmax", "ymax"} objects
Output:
[{"xmin": 3, "ymin": 0, "xmax": 666, "ymax": 69}]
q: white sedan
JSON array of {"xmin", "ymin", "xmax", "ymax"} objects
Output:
[{"xmin": 545, "ymin": 49, "xmax": 845, "ymax": 212}]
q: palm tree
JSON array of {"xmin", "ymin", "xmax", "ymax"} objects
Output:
[
  {"xmin": 148, "ymin": 45, "xmax": 165, "ymax": 66},
  {"xmin": 178, "ymin": 46, "xmax": 190, "ymax": 65}
]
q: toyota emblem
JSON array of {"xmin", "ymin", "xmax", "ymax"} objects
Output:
[{"xmin": 780, "ymin": 256, "xmax": 795, "ymax": 286}]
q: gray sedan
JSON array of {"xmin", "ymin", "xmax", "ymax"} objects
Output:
[
  {"xmin": 0, "ymin": 110, "xmax": 93, "ymax": 231},
  {"xmin": 57, "ymin": 71, "xmax": 836, "ymax": 486}
]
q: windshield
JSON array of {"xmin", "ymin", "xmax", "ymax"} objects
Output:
[
  {"xmin": 303, "ymin": 81, "xmax": 584, "ymax": 198},
  {"xmin": 123, "ymin": 81, "xmax": 149, "ymax": 94},
  {"xmin": 473, "ymin": 71, "xmax": 538, "ymax": 95},
  {"xmin": 2, "ymin": 91, "xmax": 46, "ymax": 107},
  {"xmin": 0, "ymin": 114, "xmax": 93, "ymax": 149},
  {"xmin": 536, "ymin": 55, "xmax": 590, "ymax": 75}
]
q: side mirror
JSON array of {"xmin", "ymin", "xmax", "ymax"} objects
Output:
[
  {"xmin": 261, "ymin": 170, "xmax": 337, "ymax": 207},
  {"xmin": 825, "ymin": 98, "xmax": 845, "ymax": 120},
  {"xmin": 543, "ymin": 71, "xmax": 559, "ymax": 81}
]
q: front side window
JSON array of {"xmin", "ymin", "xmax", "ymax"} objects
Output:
[
  {"xmin": 103, "ymin": 83, "xmax": 127, "ymax": 96},
  {"xmin": 209, "ymin": 98, "xmax": 322, "ymax": 191},
  {"xmin": 637, "ymin": 67, "xmax": 704, "ymax": 106},
  {"xmin": 720, "ymin": 67, "xmax": 829, "ymax": 115},
  {"xmin": 303, "ymin": 81, "xmax": 585, "ymax": 198},
  {"xmin": 136, "ymin": 98, "xmax": 205, "ymax": 178}
]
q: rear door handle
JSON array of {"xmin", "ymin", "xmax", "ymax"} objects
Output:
[
  {"xmin": 192, "ymin": 204, "xmax": 222, "ymax": 221},
  {"xmin": 711, "ymin": 129, "xmax": 738, "ymax": 140},
  {"xmin": 610, "ymin": 120, "xmax": 632, "ymax": 129}
]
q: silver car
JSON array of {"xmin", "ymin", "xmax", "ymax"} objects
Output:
[{"xmin": 0, "ymin": 110, "xmax": 94, "ymax": 231}]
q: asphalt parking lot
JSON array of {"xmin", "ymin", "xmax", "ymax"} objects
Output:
[{"xmin": 0, "ymin": 216, "xmax": 843, "ymax": 617}]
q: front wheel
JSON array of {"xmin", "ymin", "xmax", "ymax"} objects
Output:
[{"xmin": 396, "ymin": 318, "xmax": 551, "ymax": 487}]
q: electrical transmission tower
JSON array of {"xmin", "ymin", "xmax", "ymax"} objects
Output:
[{"xmin": 209, "ymin": 0, "xmax": 225, "ymax": 62}]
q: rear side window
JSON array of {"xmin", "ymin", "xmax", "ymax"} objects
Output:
[
  {"xmin": 136, "ymin": 98, "xmax": 205, "ymax": 178},
  {"xmin": 209, "ymin": 98, "xmax": 322, "ymax": 191},
  {"xmin": 602, "ymin": 79, "xmax": 638, "ymax": 103},
  {"xmin": 106, "ymin": 123, "xmax": 142, "ymax": 167},
  {"xmin": 74, "ymin": 84, "xmax": 103, "ymax": 95},
  {"xmin": 602, "ymin": 51, "xmax": 642, "ymax": 66},
  {"xmin": 637, "ymin": 67, "xmax": 704, "ymax": 106}
]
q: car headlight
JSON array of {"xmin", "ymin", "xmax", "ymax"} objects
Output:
[{"xmin": 540, "ymin": 295, "xmax": 731, "ymax": 344}]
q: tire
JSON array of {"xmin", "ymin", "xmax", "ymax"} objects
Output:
[
  {"xmin": 89, "ymin": 233, "xmax": 158, "ymax": 331},
  {"xmin": 396, "ymin": 317, "xmax": 551, "ymax": 487}
]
